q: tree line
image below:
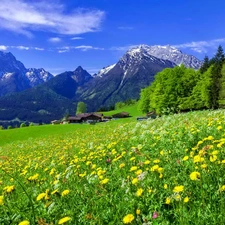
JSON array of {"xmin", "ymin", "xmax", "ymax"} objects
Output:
[{"xmin": 138, "ymin": 46, "xmax": 225, "ymax": 114}]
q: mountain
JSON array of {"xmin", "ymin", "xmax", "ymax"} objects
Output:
[
  {"xmin": 0, "ymin": 51, "xmax": 53, "ymax": 96},
  {"xmin": 26, "ymin": 68, "xmax": 53, "ymax": 87},
  {"xmin": 0, "ymin": 45, "xmax": 202, "ymax": 126},
  {"xmin": 76, "ymin": 45, "xmax": 177, "ymax": 111},
  {"xmin": 0, "ymin": 66, "xmax": 92, "ymax": 127},
  {"xmin": 137, "ymin": 45, "xmax": 202, "ymax": 69}
]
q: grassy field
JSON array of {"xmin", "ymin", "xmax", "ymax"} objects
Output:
[
  {"xmin": 101, "ymin": 104, "xmax": 142, "ymax": 117},
  {"xmin": 1, "ymin": 109, "xmax": 225, "ymax": 224},
  {"xmin": 0, "ymin": 104, "xmax": 141, "ymax": 146}
]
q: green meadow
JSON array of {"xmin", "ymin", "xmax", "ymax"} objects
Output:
[{"xmin": 1, "ymin": 108, "xmax": 225, "ymax": 224}]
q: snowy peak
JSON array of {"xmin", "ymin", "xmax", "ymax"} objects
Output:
[
  {"xmin": 0, "ymin": 50, "xmax": 54, "ymax": 96},
  {"xmin": 26, "ymin": 68, "xmax": 53, "ymax": 87},
  {"xmin": 97, "ymin": 64, "xmax": 116, "ymax": 77},
  {"xmin": 0, "ymin": 51, "xmax": 27, "ymax": 77},
  {"xmin": 126, "ymin": 44, "xmax": 202, "ymax": 69}
]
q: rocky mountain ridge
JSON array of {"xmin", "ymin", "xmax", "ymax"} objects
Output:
[{"xmin": 0, "ymin": 51, "xmax": 53, "ymax": 96}]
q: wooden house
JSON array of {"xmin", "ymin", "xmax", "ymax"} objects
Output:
[
  {"xmin": 112, "ymin": 112, "xmax": 130, "ymax": 118},
  {"xmin": 67, "ymin": 113, "xmax": 103, "ymax": 123}
]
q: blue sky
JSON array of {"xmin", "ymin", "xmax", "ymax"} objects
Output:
[{"xmin": 0, "ymin": 0, "xmax": 224, "ymax": 75}]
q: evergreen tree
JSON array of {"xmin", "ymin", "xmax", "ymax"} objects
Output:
[
  {"xmin": 218, "ymin": 63, "xmax": 225, "ymax": 107},
  {"xmin": 209, "ymin": 45, "xmax": 225, "ymax": 109},
  {"xmin": 200, "ymin": 56, "xmax": 210, "ymax": 73},
  {"xmin": 76, "ymin": 102, "xmax": 87, "ymax": 115}
]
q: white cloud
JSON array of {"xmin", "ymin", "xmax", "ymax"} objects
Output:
[
  {"xmin": 0, "ymin": 0, "xmax": 105, "ymax": 36},
  {"xmin": 34, "ymin": 47, "xmax": 44, "ymax": 51},
  {"xmin": 49, "ymin": 37, "xmax": 62, "ymax": 43},
  {"xmin": 173, "ymin": 38, "xmax": 225, "ymax": 53},
  {"xmin": 16, "ymin": 46, "xmax": 30, "ymax": 50},
  {"xmin": 0, "ymin": 45, "xmax": 8, "ymax": 51},
  {"xmin": 57, "ymin": 45, "xmax": 104, "ymax": 52},
  {"xmin": 71, "ymin": 37, "xmax": 84, "ymax": 40},
  {"xmin": 74, "ymin": 45, "xmax": 104, "ymax": 51},
  {"xmin": 110, "ymin": 45, "xmax": 137, "ymax": 52},
  {"xmin": 118, "ymin": 26, "xmax": 134, "ymax": 30},
  {"xmin": 58, "ymin": 49, "xmax": 69, "ymax": 53},
  {"xmin": 0, "ymin": 45, "xmax": 45, "ymax": 51}
]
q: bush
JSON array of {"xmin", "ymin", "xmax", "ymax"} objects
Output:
[
  {"xmin": 7, "ymin": 125, "xmax": 13, "ymax": 129},
  {"xmin": 20, "ymin": 123, "xmax": 26, "ymax": 128}
]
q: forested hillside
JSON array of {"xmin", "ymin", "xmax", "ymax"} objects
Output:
[{"xmin": 138, "ymin": 46, "xmax": 225, "ymax": 114}]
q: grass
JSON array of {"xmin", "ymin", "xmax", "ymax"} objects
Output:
[
  {"xmin": 101, "ymin": 103, "xmax": 142, "ymax": 117},
  {"xmin": 0, "ymin": 104, "xmax": 142, "ymax": 146},
  {"xmin": 1, "ymin": 109, "xmax": 225, "ymax": 224}
]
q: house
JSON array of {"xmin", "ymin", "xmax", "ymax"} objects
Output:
[
  {"xmin": 112, "ymin": 112, "xmax": 130, "ymax": 118},
  {"xmin": 67, "ymin": 113, "xmax": 103, "ymax": 123},
  {"xmin": 51, "ymin": 120, "xmax": 61, "ymax": 125}
]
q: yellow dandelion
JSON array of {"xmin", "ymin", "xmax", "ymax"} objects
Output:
[
  {"xmin": 144, "ymin": 160, "xmax": 150, "ymax": 165},
  {"xmin": 123, "ymin": 214, "xmax": 134, "ymax": 224},
  {"xmin": 217, "ymin": 126, "xmax": 222, "ymax": 131},
  {"xmin": 193, "ymin": 155, "xmax": 204, "ymax": 163},
  {"xmin": 201, "ymin": 164, "xmax": 207, "ymax": 169},
  {"xmin": 184, "ymin": 197, "xmax": 189, "ymax": 203},
  {"xmin": 0, "ymin": 195, "xmax": 3, "ymax": 205},
  {"xmin": 190, "ymin": 171, "xmax": 200, "ymax": 181},
  {"xmin": 153, "ymin": 159, "xmax": 160, "ymax": 163},
  {"xmin": 182, "ymin": 156, "xmax": 189, "ymax": 161},
  {"xmin": 173, "ymin": 185, "xmax": 184, "ymax": 193},
  {"xmin": 51, "ymin": 189, "xmax": 58, "ymax": 195},
  {"xmin": 135, "ymin": 169, "xmax": 142, "ymax": 175},
  {"xmin": 18, "ymin": 220, "xmax": 30, "ymax": 225},
  {"xmin": 165, "ymin": 197, "xmax": 171, "ymax": 204},
  {"xmin": 220, "ymin": 185, "xmax": 225, "ymax": 192},
  {"xmin": 61, "ymin": 190, "xmax": 70, "ymax": 197},
  {"xmin": 136, "ymin": 188, "xmax": 143, "ymax": 197},
  {"xmin": 36, "ymin": 193, "xmax": 46, "ymax": 201},
  {"xmin": 164, "ymin": 184, "xmax": 168, "ymax": 189},
  {"xmin": 3, "ymin": 185, "xmax": 15, "ymax": 193},
  {"xmin": 132, "ymin": 178, "xmax": 138, "ymax": 185},
  {"xmin": 150, "ymin": 165, "xmax": 159, "ymax": 171},
  {"xmin": 119, "ymin": 163, "xmax": 125, "ymax": 168},
  {"xmin": 100, "ymin": 178, "xmax": 109, "ymax": 184},
  {"xmin": 136, "ymin": 209, "xmax": 141, "ymax": 215},
  {"xmin": 210, "ymin": 155, "xmax": 217, "ymax": 162},
  {"xmin": 130, "ymin": 166, "xmax": 138, "ymax": 172},
  {"xmin": 58, "ymin": 216, "xmax": 71, "ymax": 224}
]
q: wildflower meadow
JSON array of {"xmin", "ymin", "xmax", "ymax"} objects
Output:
[{"xmin": 1, "ymin": 110, "xmax": 225, "ymax": 224}]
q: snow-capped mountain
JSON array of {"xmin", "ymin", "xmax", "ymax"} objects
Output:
[
  {"xmin": 132, "ymin": 44, "xmax": 202, "ymax": 69},
  {"xmin": 26, "ymin": 68, "xmax": 53, "ymax": 87},
  {"xmin": 0, "ymin": 51, "xmax": 53, "ymax": 96},
  {"xmin": 96, "ymin": 64, "xmax": 116, "ymax": 77},
  {"xmin": 95, "ymin": 44, "xmax": 202, "ymax": 79},
  {"xmin": 0, "ymin": 51, "xmax": 27, "ymax": 77},
  {"xmin": 77, "ymin": 45, "xmax": 176, "ymax": 111}
]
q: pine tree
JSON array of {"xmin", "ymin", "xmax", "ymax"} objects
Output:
[
  {"xmin": 76, "ymin": 102, "xmax": 87, "ymax": 115},
  {"xmin": 209, "ymin": 45, "xmax": 225, "ymax": 109},
  {"xmin": 200, "ymin": 56, "xmax": 210, "ymax": 73}
]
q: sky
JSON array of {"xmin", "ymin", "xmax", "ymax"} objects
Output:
[{"xmin": 0, "ymin": 0, "xmax": 225, "ymax": 75}]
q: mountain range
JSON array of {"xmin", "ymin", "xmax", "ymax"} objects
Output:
[
  {"xmin": 0, "ymin": 45, "xmax": 202, "ymax": 126},
  {"xmin": 0, "ymin": 51, "xmax": 53, "ymax": 96}
]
